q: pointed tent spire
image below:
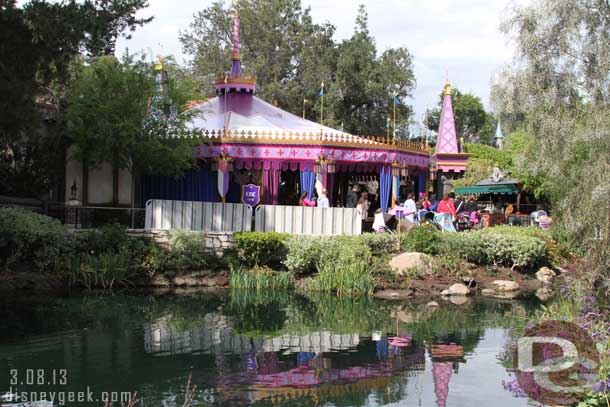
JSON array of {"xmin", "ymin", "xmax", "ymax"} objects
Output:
[
  {"xmin": 495, "ymin": 120, "xmax": 504, "ymax": 140},
  {"xmin": 436, "ymin": 77, "xmax": 458, "ymax": 154},
  {"xmin": 495, "ymin": 120, "xmax": 504, "ymax": 150},
  {"xmin": 231, "ymin": 0, "xmax": 241, "ymax": 75}
]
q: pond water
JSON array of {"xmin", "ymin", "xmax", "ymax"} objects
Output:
[{"xmin": 0, "ymin": 290, "xmax": 542, "ymax": 407}]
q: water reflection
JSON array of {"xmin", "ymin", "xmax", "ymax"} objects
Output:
[{"xmin": 0, "ymin": 290, "xmax": 539, "ymax": 407}]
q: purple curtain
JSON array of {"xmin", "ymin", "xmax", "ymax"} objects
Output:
[
  {"xmin": 264, "ymin": 169, "xmax": 280, "ymax": 205},
  {"xmin": 418, "ymin": 170, "xmax": 427, "ymax": 197},
  {"xmin": 300, "ymin": 169, "xmax": 315, "ymax": 200},
  {"xmin": 327, "ymin": 173, "xmax": 335, "ymax": 206},
  {"xmin": 380, "ymin": 166, "xmax": 392, "ymax": 213}
]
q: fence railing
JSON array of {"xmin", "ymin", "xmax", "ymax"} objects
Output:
[
  {"xmin": 254, "ymin": 205, "xmax": 361, "ymax": 235},
  {"xmin": 145, "ymin": 199, "xmax": 252, "ymax": 232}
]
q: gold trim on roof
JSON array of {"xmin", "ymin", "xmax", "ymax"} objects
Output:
[
  {"xmin": 187, "ymin": 129, "xmax": 430, "ymax": 155},
  {"xmin": 215, "ymin": 73, "xmax": 257, "ymax": 86}
]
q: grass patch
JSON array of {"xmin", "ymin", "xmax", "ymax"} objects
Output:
[
  {"xmin": 308, "ymin": 260, "xmax": 376, "ymax": 296},
  {"xmin": 229, "ymin": 263, "xmax": 294, "ymax": 290}
]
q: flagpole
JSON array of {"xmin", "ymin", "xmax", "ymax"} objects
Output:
[
  {"xmin": 393, "ymin": 92, "xmax": 397, "ymax": 143},
  {"xmin": 320, "ymin": 82, "xmax": 324, "ymax": 126},
  {"xmin": 303, "ymin": 99, "xmax": 306, "ymax": 119}
]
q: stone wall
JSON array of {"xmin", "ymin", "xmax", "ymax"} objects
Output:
[{"xmin": 126, "ymin": 229, "xmax": 237, "ymax": 254}]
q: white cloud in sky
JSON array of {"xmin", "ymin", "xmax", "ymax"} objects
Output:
[{"xmin": 109, "ymin": 0, "xmax": 532, "ymax": 120}]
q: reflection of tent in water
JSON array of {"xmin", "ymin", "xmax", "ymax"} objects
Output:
[
  {"xmin": 215, "ymin": 345, "xmax": 426, "ymax": 405},
  {"xmin": 143, "ymin": 313, "xmax": 361, "ymax": 355},
  {"xmin": 430, "ymin": 344, "xmax": 465, "ymax": 407}
]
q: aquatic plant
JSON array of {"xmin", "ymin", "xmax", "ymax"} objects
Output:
[
  {"xmin": 229, "ymin": 263, "xmax": 294, "ymax": 290},
  {"xmin": 308, "ymin": 259, "xmax": 376, "ymax": 296}
]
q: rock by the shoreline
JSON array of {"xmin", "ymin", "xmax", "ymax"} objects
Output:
[
  {"xmin": 481, "ymin": 288, "xmax": 495, "ymax": 297},
  {"xmin": 389, "ymin": 252, "xmax": 432, "ymax": 276},
  {"xmin": 492, "ymin": 280, "xmax": 520, "ymax": 292},
  {"xmin": 374, "ymin": 289, "xmax": 414, "ymax": 300},
  {"xmin": 492, "ymin": 290, "xmax": 521, "ymax": 300},
  {"xmin": 441, "ymin": 289, "xmax": 450, "ymax": 296},
  {"xmin": 536, "ymin": 267, "xmax": 556, "ymax": 284},
  {"xmin": 447, "ymin": 283, "xmax": 473, "ymax": 296},
  {"xmin": 427, "ymin": 301, "xmax": 440, "ymax": 308},
  {"xmin": 449, "ymin": 296, "xmax": 471, "ymax": 305}
]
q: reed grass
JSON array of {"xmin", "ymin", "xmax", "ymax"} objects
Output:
[
  {"xmin": 229, "ymin": 263, "xmax": 294, "ymax": 290},
  {"xmin": 308, "ymin": 260, "xmax": 376, "ymax": 296}
]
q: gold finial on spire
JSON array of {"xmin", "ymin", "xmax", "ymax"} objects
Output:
[
  {"xmin": 444, "ymin": 69, "xmax": 451, "ymax": 96},
  {"xmin": 154, "ymin": 56, "xmax": 165, "ymax": 72}
]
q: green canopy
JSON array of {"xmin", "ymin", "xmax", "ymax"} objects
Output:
[{"xmin": 454, "ymin": 184, "xmax": 519, "ymax": 195}]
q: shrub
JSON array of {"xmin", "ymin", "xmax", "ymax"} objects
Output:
[
  {"xmin": 234, "ymin": 232, "xmax": 290, "ymax": 267},
  {"xmin": 356, "ymin": 233, "xmax": 397, "ymax": 256},
  {"xmin": 283, "ymin": 236, "xmax": 322, "ymax": 275},
  {"xmin": 400, "ymin": 225, "xmax": 442, "ymax": 255},
  {"xmin": 442, "ymin": 229, "xmax": 547, "ymax": 269},
  {"xmin": 0, "ymin": 207, "xmax": 69, "ymax": 272},
  {"xmin": 230, "ymin": 263, "xmax": 294, "ymax": 290},
  {"xmin": 309, "ymin": 259, "xmax": 376, "ymax": 296}
]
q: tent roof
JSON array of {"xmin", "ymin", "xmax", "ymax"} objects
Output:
[
  {"xmin": 475, "ymin": 178, "xmax": 521, "ymax": 186},
  {"xmin": 454, "ymin": 184, "xmax": 519, "ymax": 195}
]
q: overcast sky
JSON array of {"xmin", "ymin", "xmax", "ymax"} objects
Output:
[{"xmin": 113, "ymin": 0, "xmax": 530, "ymax": 120}]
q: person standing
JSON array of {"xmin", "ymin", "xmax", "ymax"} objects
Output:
[
  {"xmin": 403, "ymin": 193, "xmax": 417, "ymax": 223},
  {"xmin": 438, "ymin": 194, "xmax": 457, "ymax": 219},
  {"xmin": 356, "ymin": 195, "xmax": 370, "ymax": 220},
  {"xmin": 317, "ymin": 189, "xmax": 330, "ymax": 208},
  {"xmin": 346, "ymin": 184, "xmax": 360, "ymax": 208}
]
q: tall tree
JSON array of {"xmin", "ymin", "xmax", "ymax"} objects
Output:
[
  {"xmin": 492, "ymin": 0, "xmax": 610, "ymax": 244},
  {"xmin": 0, "ymin": 0, "xmax": 153, "ymax": 198},
  {"xmin": 66, "ymin": 55, "xmax": 203, "ymax": 187},
  {"xmin": 180, "ymin": 1, "xmax": 415, "ymax": 136},
  {"xmin": 81, "ymin": 0, "xmax": 153, "ymax": 57}
]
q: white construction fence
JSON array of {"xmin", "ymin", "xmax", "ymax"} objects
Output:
[{"xmin": 145, "ymin": 200, "xmax": 362, "ymax": 235}]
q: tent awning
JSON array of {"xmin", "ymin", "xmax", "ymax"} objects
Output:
[{"xmin": 454, "ymin": 184, "xmax": 520, "ymax": 195}]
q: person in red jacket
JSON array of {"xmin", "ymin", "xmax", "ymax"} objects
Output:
[{"xmin": 437, "ymin": 193, "xmax": 457, "ymax": 220}]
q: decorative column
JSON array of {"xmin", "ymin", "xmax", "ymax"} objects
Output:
[{"xmin": 391, "ymin": 161, "xmax": 402, "ymax": 207}]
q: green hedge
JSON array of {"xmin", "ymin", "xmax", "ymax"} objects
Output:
[
  {"xmin": 400, "ymin": 226, "xmax": 549, "ymax": 269},
  {"xmin": 0, "ymin": 207, "xmax": 69, "ymax": 272},
  {"xmin": 234, "ymin": 232, "xmax": 290, "ymax": 268}
]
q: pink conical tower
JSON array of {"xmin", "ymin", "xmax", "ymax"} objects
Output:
[
  {"xmin": 433, "ymin": 80, "xmax": 468, "ymax": 173},
  {"xmin": 215, "ymin": 0, "xmax": 256, "ymax": 95}
]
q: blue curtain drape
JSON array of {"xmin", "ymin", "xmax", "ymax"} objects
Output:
[
  {"xmin": 299, "ymin": 169, "xmax": 315, "ymax": 200},
  {"xmin": 142, "ymin": 168, "xmax": 217, "ymax": 206},
  {"xmin": 380, "ymin": 166, "xmax": 392, "ymax": 213},
  {"xmin": 418, "ymin": 170, "xmax": 427, "ymax": 197}
]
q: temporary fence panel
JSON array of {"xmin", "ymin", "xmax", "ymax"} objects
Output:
[
  {"xmin": 254, "ymin": 205, "xmax": 362, "ymax": 235},
  {"xmin": 145, "ymin": 199, "xmax": 252, "ymax": 232}
]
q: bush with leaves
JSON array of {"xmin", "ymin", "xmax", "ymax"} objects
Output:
[
  {"xmin": 234, "ymin": 232, "xmax": 290, "ymax": 268},
  {"xmin": 400, "ymin": 225, "xmax": 442, "ymax": 255},
  {"xmin": 0, "ymin": 207, "xmax": 69, "ymax": 272},
  {"xmin": 283, "ymin": 236, "xmax": 323, "ymax": 275}
]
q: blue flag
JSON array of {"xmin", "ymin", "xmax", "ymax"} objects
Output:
[
  {"xmin": 319, "ymin": 82, "xmax": 325, "ymax": 96},
  {"xmin": 394, "ymin": 95, "xmax": 401, "ymax": 105}
]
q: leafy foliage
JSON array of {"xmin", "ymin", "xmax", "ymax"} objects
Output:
[
  {"xmin": 0, "ymin": 207, "xmax": 68, "ymax": 272},
  {"xmin": 234, "ymin": 232, "xmax": 290, "ymax": 268},
  {"xmin": 400, "ymin": 224, "xmax": 442, "ymax": 255},
  {"xmin": 66, "ymin": 55, "xmax": 203, "ymax": 190},
  {"xmin": 491, "ymin": 0, "xmax": 610, "ymax": 246}
]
